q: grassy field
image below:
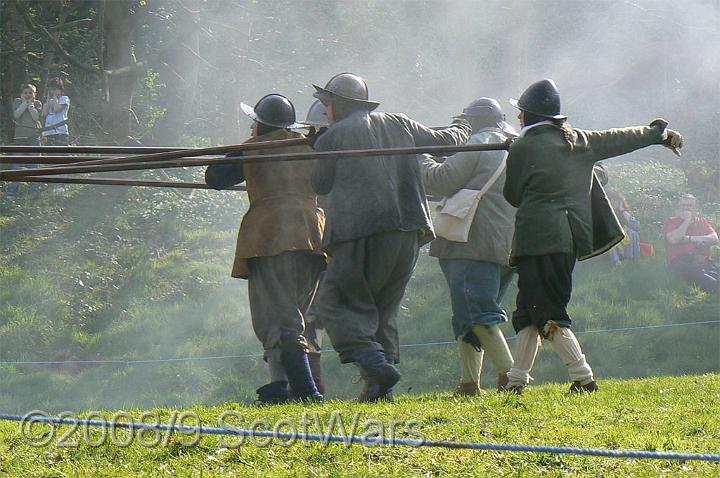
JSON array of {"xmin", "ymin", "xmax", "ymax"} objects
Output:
[
  {"xmin": 0, "ymin": 374, "xmax": 718, "ymax": 477},
  {"xmin": 0, "ymin": 179, "xmax": 718, "ymax": 413}
]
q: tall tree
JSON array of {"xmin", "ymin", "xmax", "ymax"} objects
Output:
[
  {"xmin": 102, "ymin": 0, "xmax": 137, "ymax": 144},
  {"xmin": 0, "ymin": 0, "xmax": 29, "ymax": 142}
]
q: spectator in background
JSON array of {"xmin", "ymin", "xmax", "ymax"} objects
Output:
[
  {"xmin": 606, "ymin": 189, "xmax": 641, "ymax": 264},
  {"xmin": 664, "ymin": 194, "xmax": 719, "ymax": 294},
  {"xmin": 41, "ymin": 77, "xmax": 70, "ymax": 146},
  {"xmin": 6, "ymin": 84, "xmax": 42, "ymax": 196}
]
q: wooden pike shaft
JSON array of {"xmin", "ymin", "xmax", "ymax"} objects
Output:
[
  {"xmin": 2, "ymin": 155, "xmax": 116, "ymax": 164},
  {"xmin": 11, "ymin": 175, "xmax": 445, "ymax": 201},
  {"xmin": 0, "ymin": 155, "xmax": 224, "ymax": 164},
  {"xmin": 59, "ymin": 137, "xmax": 309, "ymax": 168},
  {"xmin": 0, "ymin": 145, "xmax": 196, "ymax": 154},
  {"xmin": 0, "ymin": 138, "xmax": 306, "ymax": 168},
  {"xmin": 0, "ymin": 140, "xmax": 512, "ymax": 179},
  {"xmin": 11, "ymin": 175, "xmax": 246, "ymax": 191}
]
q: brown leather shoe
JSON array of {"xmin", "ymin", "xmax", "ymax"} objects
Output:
[
  {"xmin": 454, "ymin": 382, "xmax": 484, "ymax": 396},
  {"xmin": 569, "ymin": 380, "xmax": 599, "ymax": 393},
  {"xmin": 496, "ymin": 373, "xmax": 509, "ymax": 391}
]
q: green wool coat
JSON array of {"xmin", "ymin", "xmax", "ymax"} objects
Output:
[{"xmin": 503, "ymin": 122, "xmax": 665, "ymax": 263}]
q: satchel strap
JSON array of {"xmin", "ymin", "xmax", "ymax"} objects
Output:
[{"xmin": 475, "ymin": 154, "xmax": 507, "ymax": 202}]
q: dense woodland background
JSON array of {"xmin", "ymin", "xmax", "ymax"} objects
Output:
[{"xmin": 0, "ymin": 0, "xmax": 718, "ymax": 412}]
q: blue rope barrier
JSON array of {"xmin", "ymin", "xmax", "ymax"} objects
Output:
[
  {"xmin": 0, "ymin": 319, "xmax": 718, "ymax": 365},
  {"xmin": 0, "ymin": 412, "xmax": 718, "ymax": 462}
]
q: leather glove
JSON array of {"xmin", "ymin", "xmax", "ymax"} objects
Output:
[
  {"xmin": 307, "ymin": 126, "xmax": 328, "ymax": 149},
  {"xmin": 665, "ymin": 129, "xmax": 683, "ymax": 154},
  {"xmin": 650, "ymin": 119, "xmax": 683, "ymax": 156}
]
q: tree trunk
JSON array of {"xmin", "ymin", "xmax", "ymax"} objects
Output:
[
  {"xmin": 102, "ymin": 0, "xmax": 136, "ymax": 145},
  {"xmin": 0, "ymin": 0, "xmax": 29, "ymax": 143}
]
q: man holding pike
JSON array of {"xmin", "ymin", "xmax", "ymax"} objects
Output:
[
  {"xmin": 205, "ymin": 94, "xmax": 325, "ymax": 403},
  {"xmin": 308, "ymin": 72, "xmax": 471, "ymax": 402}
]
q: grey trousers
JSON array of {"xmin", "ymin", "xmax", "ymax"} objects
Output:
[
  {"xmin": 312, "ymin": 230, "xmax": 419, "ymax": 364},
  {"xmin": 247, "ymin": 251, "xmax": 325, "ymax": 355}
]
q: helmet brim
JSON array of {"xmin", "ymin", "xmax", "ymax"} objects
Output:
[
  {"xmin": 297, "ymin": 120, "xmax": 329, "ymax": 128},
  {"xmin": 508, "ymin": 97, "xmax": 567, "ymax": 121},
  {"xmin": 240, "ymin": 102, "xmax": 303, "ymax": 129},
  {"xmin": 497, "ymin": 121, "xmax": 519, "ymax": 137},
  {"xmin": 312, "ymin": 84, "xmax": 380, "ymax": 111}
]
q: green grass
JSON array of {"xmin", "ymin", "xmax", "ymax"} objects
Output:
[{"xmin": 0, "ymin": 374, "xmax": 718, "ymax": 477}]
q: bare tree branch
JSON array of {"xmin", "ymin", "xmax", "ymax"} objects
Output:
[
  {"xmin": 14, "ymin": 0, "xmax": 102, "ymax": 75},
  {"xmin": 49, "ymin": 18, "xmax": 94, "ymax": 31},
  {"xmin": 14, "ymin": 0, "xmax": 203, "ymax": 79}
]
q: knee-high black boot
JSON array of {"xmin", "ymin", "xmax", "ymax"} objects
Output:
[{"xmin": 280, "ymin": 342, "xmax": 322, "ymax": 401}]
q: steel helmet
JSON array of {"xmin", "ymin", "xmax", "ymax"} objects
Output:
[
  {"xmin": 312, "ymin": 73, "xmax": 379, "ymax": 110},
  {"xmin": 463, "ymin": 97, "xmax": 517, "ymax": 136},
  {"xmin": 240, "ymin": 93, "xmax": 302, "ymax": 129},
  {"xmin": 509, "ymin": 79, "xmax": 567, "ymax": 120},
  {"xmin": 300, "ymin": 100, "xmax": 329, "ymax": 127}
]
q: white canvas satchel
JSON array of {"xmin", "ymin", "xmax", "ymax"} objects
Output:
[{"xmin": 434, "ymin": 155, "xmax": 507, "ymax": 242}]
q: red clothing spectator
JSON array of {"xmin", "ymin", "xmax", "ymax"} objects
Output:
[
  {"xmin": 664, "ymin": 194, "xmax": 719, "ymax": 294},
  {"xmin": 664, "ymin": 215, "xmax": 716, "ymax": 264}
]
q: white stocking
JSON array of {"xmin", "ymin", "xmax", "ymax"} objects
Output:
[
  {"xmin": 548, "ymin": 327, "xmax": 594, "ymax": 384},
  {"xmin": 458, "ymin": 337, "xmax": 484, "ymax": 384},
  {"xmin": 506, "ymin": 326, "xmax": 540, "ymax": 387}
]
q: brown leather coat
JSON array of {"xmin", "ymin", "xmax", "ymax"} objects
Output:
[{"xmin": 231, "ymin": 129, "xmax": 325, "ymax": 278}]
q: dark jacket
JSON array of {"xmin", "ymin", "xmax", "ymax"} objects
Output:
[
  {"xmin": 311, "ymin": 111, "xmax": 471, "ymax": 248},
  {"xmin": 504, "ymin": 122, "xmax": 665, "ymax": 262}
]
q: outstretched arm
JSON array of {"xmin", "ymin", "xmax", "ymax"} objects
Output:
[
  {"xmin": 204, "ymin": 153, "xmax": 245, "ymax": 190},
  {"xmin": 397, "ymin": 114, "xmax": 472, "ymax": 147},
  {"xmin": 419, "ymin": 152, "xmax": 477, "ymax": 197},
  {"xmin": 577, "ymin": 119, "xmax": 683, "ymax": 162}
]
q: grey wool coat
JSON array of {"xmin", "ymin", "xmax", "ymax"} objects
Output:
[
  {"xmin": 311, "ymin": 111, "xmax": 471, "ymax": 248},
  {"xmin": 420, "ymin": 127, "xmax": 515, "ymax": 266}
]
